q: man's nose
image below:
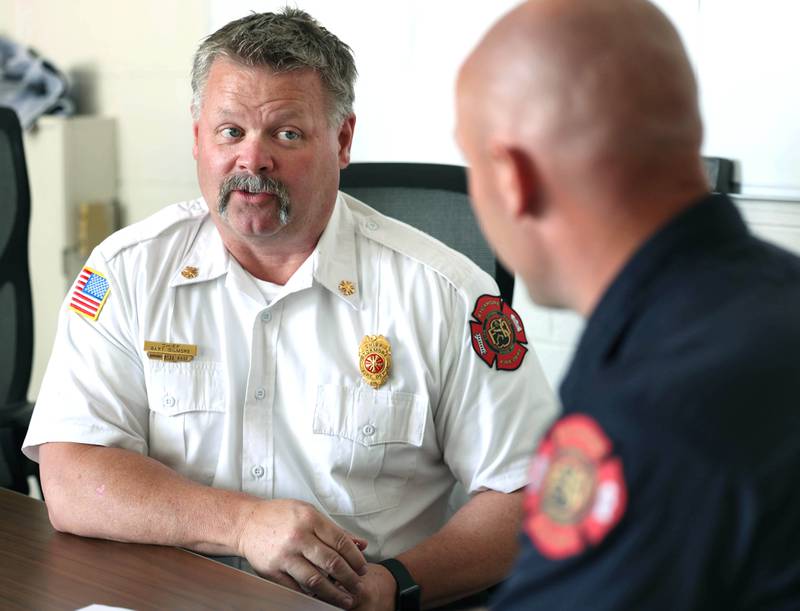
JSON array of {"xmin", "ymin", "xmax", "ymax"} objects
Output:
[{"xmin": 236, "ymin": 136, "xmax": 275, "ymax": 174}]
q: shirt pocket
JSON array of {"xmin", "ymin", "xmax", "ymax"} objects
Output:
[
  {"xmin": 312, "ymin": 384, "xmax": 428, "ymax": 516},
  {"xmin": 146, "ymin": 360, "xmax": 227, "ymax": 486}
]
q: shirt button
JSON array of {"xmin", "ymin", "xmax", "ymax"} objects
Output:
[
  {"xmin": 261, "ymin": 311, "xmax": 272, "ymax": 323},
  {"xmin": 254, "ymin": 387, "xmax": 266, "ymax": 400},
  {"xmin": 162, "ymin": 395, "xmax": 175, "ymax": 408},
  {"xmin": 366, "ymin": 220, "xmax": 379, "ymax": 231},
  {"xmin": 251, "ymin": 465, "xmax": 265, "ymax": 478},
  {"xmin": 362, "ymin": 424, "xmax": 376, "ymax": 436}
]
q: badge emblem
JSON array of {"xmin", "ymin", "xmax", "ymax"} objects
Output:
[
  {"xmin": 524, "ymin": 414, "xmax": 627, "ymax": 560},
  {"xmin": 338, "ymin": 280, "xmax": 356, "ymax": 296},
  {"xmin": 181, "ymin": 266, "xmax": 199, "ymax": 279},
  {"xmin": 359, "ymin": 335, "xmax": 391, "ymax": 389},
  {"xmin": 469, "ymin": 294, "xmax": 528, "ymax": 370}
]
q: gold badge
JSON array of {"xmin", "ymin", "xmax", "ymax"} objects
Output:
[
  {"xmin": 144, "ymin": 341, "xmax": 198, "ymax": 362},
  {"xmin": 359, "ymin": 335, "xmax": 391, "ymax": 389},
  {"xmin": 338, "ymin": 280, "xmax": 356, "ymax": 296},
  {"xmin": 181, "ymin": 266, "xmax": 199, "ymax": 279}
]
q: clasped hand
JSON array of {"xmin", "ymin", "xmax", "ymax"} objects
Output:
[{"xmin": 236, "ymin": 499, "xmax": 395, "ymax": 610}]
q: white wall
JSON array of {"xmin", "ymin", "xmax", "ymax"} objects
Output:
[
  {"xmin": 0, "ymin": 1, "xmax": 13, "ymax": 36},
  {"xmin": 8, "ymin": 0, "xmax": 210, "ymax": 225}
]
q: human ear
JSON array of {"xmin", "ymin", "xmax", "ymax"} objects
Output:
[
  {"xmin": 489, "ymin": 143, "xmax": 543, "ymax": 219},
  {"xmin": 337, "ymin": 114, "xmax": 357, "ymax": 168},
  {"xmin": 192, "ymin": 112, "xmax": 200, "ymax": 161}
]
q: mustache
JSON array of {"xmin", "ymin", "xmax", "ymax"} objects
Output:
[{"xmin": 217, "ymin": 173, "xmax": 291, "ymax": 224}]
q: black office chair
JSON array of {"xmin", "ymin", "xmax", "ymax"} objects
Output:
[
  {"xmin": 0, "ymin": 106, "xmax": 37, "ymax": 494},
  {"xmin": 339, "ymin": 162, "xmax": 514, "ymax": 304}
]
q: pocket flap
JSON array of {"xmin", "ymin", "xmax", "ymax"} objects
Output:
[
  {"xmin": 146, "ymin": 360, "xmax": 226, "ymax": 416},
  {"xmin": 314, "ymin": 385, "xmax": 427, "ymax": 447}
]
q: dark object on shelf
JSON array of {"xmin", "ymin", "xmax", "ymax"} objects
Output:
[{"xmin": 702, "ymin": 156, "xmax": 736, "ymax": 194}]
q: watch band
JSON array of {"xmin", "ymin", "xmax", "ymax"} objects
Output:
[{"xmin": 378, "ymin": 558, "xmax": 422, "ymax": 611}]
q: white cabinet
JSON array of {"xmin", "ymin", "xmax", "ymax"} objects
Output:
[{"xmin": 23, "ymin": 116, "xmax": 117, "ymax": 400}]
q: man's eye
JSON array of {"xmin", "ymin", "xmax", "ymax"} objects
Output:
[
  {"xmin": 221, "ymin": 127, "xmax": 243, "ymax": 138},
  {"xmin": 277, "ymin": 130, "xmax": 301, "ymax": 141}
]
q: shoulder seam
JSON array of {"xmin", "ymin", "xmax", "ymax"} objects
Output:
[
  {"xmin": 342, "ymin": 193, "xmax": 496, "ymax": 297},
  {"xmin": 99, "ymin": 199, "xmax": 207, "ymax": 262}
]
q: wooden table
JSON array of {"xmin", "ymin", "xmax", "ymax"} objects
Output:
[{"xmin": 0, "ymin": 488, "xmax": 336, "ymax": 610}]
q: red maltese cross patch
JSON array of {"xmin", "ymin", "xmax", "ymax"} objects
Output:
[
  {"xmin": 524, "ymin": 413, "xmax": 627, "ymax": 560},
  {"xmin": 469, "ymin": 294, "xmax": 528, "ymax": 370}
]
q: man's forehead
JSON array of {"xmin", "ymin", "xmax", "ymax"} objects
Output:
[{"xmin": 203, "ymin": 60, "xmax": 324, "ymax": 111}]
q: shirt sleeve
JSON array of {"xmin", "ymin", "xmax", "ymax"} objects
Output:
[
  {"xmin": 22, "ymin": 250, "xmax": 149, "ymax": 462},
  {"xmin": 434, "ymin": 284, "xmax": 559, "ymax": 495},
  {"xmin": 491, "ymin": 417, "xmax": 748, "ymax": 611}
]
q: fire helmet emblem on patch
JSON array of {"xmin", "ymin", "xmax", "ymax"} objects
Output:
[
  {"xmin": 469, "ymin": 294, "xmax": 528, "ymax": 370},
  {"xmin": 524, "ymin": 413, "xmax": 627, "ymax": 560}
]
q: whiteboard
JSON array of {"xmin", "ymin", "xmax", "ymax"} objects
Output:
[{"xmin": 654, "ymin": 0, "xmax": 800, "ymax": 199}]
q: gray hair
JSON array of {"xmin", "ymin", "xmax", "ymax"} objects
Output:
[{"xmin": 191, "ymin": 8, "xmax": 357, "ymax": 125}]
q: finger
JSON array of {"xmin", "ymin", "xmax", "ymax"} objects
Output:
[
  {"xmin": 303, "ymin": 543, "xmax": 366, "ymax": 594},
  {"xmin": 287, "ymin": 558, "xmax": 356, "ymax": 609},
  {"xmin": 314, "ymin": 525, "xmax": 367, "ymax": 576},
  {"xmin": 350, "ymin": 535, "xmax": 368, "ymax": 552},
  {"xmin": 314, "ymin": 522, "xmax": 368, "ymax": 577}
]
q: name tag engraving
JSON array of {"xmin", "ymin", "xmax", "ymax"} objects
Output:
[{"xmin": 144, "ymin": 341, "xmax": 198, "ymax": 362}]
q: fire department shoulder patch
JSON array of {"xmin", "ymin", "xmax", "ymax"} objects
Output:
[
  {"xmin": 469, "ymin": 294, "xmax": 527, "ymax": 370},
  {"xmin": 524, "ymin": 413, "xmax": 627, "ymax": 560}
]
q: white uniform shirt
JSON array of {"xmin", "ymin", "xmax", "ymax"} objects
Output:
[{"xmin": 24, "ymin": 193, "xmax": 557, "ymax": 559}]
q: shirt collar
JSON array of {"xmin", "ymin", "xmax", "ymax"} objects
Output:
[
  {"xmin": 168, "ymin": 194, "xmax": 361, "ymax": 309},
  {"xmin": 312, "ymin": 192, "xmax": 361, "ymax": 309},
  {"xmin": 560, "ymin": 193, "xmax": 749, "ymax": 396},
  {"xmin": 169, "ymin": 200, "xmax": 230, "ymax": 288}
]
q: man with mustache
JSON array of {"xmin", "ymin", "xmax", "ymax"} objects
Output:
[
  {"xmin": 455, "ymin": 0, "xmax": 800, "ymax": 608},
  {"xmin": 23, "ymin": 8, "xmax": 556, "ymax": 610}
]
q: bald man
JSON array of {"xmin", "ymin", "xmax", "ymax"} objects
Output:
[{"xmin": 456, "ymin": 0, "xmax": 800, "ymax": 609}]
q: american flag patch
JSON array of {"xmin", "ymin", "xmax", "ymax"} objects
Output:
[{"xmin": 69, "ymin": 267, "xmax": 111, "ymax": 321}]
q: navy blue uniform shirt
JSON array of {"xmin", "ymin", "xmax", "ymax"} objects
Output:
[{"xmin": 493, "ymin": 194, "xmax": 800, "ymax": 610}]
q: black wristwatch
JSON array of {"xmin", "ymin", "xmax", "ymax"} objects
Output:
[{"xmin": 378, "ymin": 558, "xmax": 422, "ymax": 611}]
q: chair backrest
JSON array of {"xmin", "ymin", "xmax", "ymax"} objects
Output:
[
  {"xmin": 0, "ymin": 107, "xmax": 33, "ymax": 405},
  {"xmin": 702, "ymin": 156, "xmax": 735, "ymax": 194},
  {"xmin": 339, "ymin": 162, "xmax": 514, "ymax": 304}
]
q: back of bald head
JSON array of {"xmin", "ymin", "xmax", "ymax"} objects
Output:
[{"xmin": 462, "ymin": 0, "xmax": 705, "ymax": 202}]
